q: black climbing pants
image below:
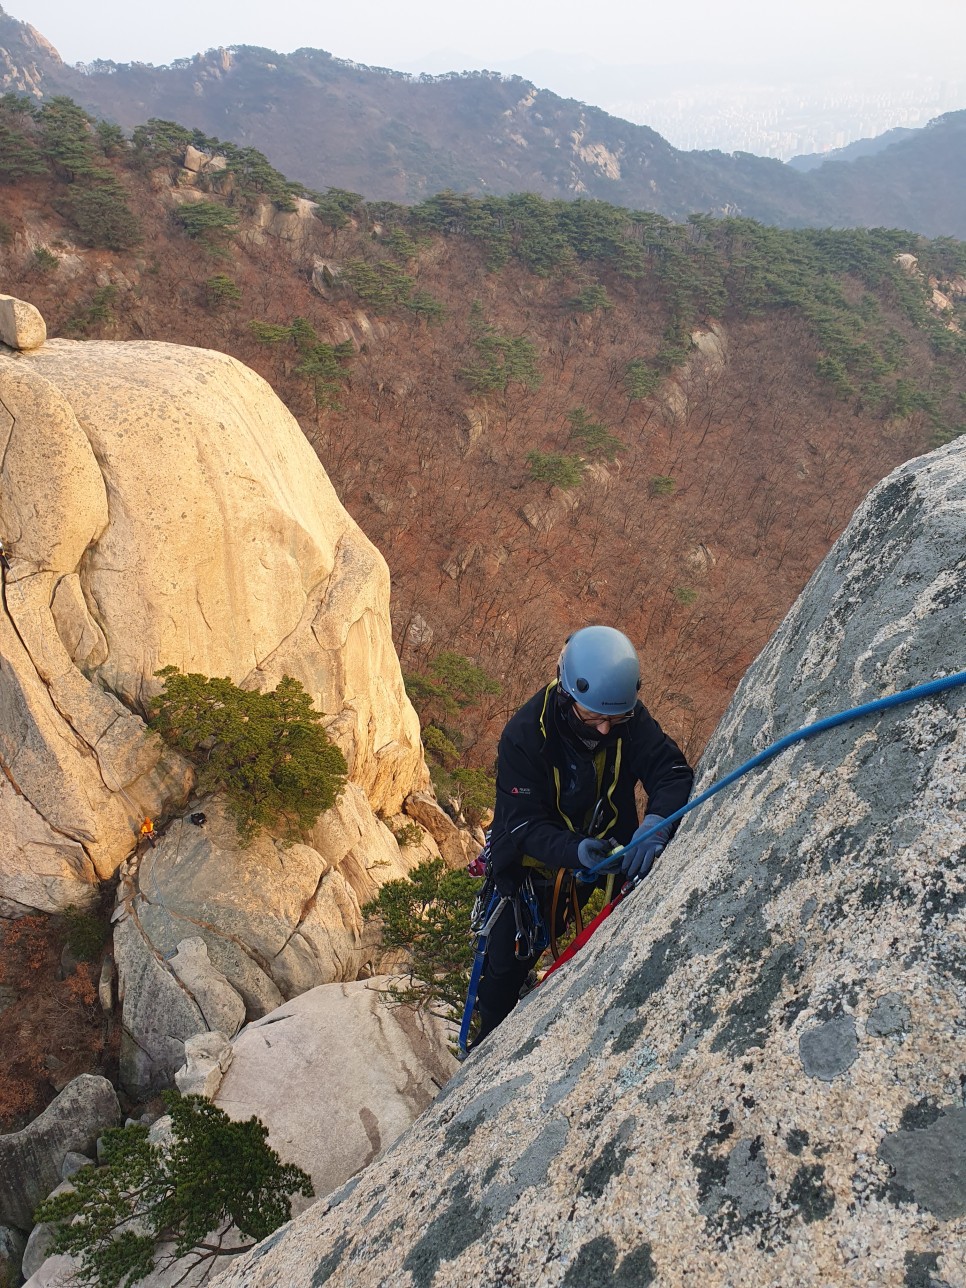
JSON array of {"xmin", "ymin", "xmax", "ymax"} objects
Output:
[{"xmin": 475, "ymin": 874, "xmax": 600, "ymax": 1044}]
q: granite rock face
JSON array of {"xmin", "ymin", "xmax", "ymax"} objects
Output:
[
  {"xmin": 212, "ymin": 981, "xmax": 458, "ymax": 1212},
  {"xmin": 112, "ymin": 793, "xmax": 423, "ymax": 1097},
  {"xmin": 215, "ymin": 439, "xmax": 966, "ymax": 1286},
  {"xmin": 0, "ymin": 323, "xmax": 427, "ymax": 913},
  {"xmin": 0, "ymin": 1076, "xmax": 120, "ymax": 1231}
]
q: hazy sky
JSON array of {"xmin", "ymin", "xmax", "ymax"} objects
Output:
[{"xmin": 13, "ymin": 0, "xmax": 966, "ymax": 79}]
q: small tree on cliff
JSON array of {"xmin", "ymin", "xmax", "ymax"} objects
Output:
[
  {"xmin": 148, "ymin": 668, "xmax": 347, "ymax": 840},
  {"xmin": 35, "ymin": 1091, "xmax": 313, "ymax": 1288},
  {"xmin": 363, "ymin": 858, "xmax": 478, "ymax": 1019}
]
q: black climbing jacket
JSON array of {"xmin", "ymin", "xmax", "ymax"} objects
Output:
[{"xmin": 489, "ymin": 682, "xmax": 694, "ymax": 880}]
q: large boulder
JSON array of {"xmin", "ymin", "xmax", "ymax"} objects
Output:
[
  {"xmin": 0, "ymin": 322, "xmax": 427, "ymax": 914},
  {"xmin": 213, "ymin": 440, "xmax": 966, "ymax": 1285},
  {"xmin": 0, "ymin": 1075, "xmax": 120, "ymax": 1231},
  {"xmin": 212, "ymin": 981, "xmax": 458, "ymax": 1210}
]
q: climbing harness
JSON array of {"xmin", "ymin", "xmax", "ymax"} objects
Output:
[
  {"xmin": 456, "ymin": 866, "xmax": 552, "ymax": 1059},
  {"xmin": 547, "ymin": 667, "xmax": 966, "ymax": 978}
]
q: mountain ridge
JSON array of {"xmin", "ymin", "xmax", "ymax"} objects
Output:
[{"xmin": 0, "ymin": 7, "xmax": 964, "ymax": 236}]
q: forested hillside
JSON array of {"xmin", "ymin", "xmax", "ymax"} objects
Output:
[
  {"xmin": 1, "ymin": 96, "xmax": 964, "ymax": 794},
  {"xmin": 0, "ymin": 7, "xmax": 964, "ymax": 236}
]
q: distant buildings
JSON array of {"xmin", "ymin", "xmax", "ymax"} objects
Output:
[{"xmin": 604, "ymin": 71, "xmax": 964, "ymax": 159}]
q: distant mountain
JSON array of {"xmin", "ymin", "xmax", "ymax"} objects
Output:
[
  {"xmin": 788, "ymin": 126, "xmax": 921, "ymax": 172},
  {"xmin": 0, "ymin": 7, "xmax": 964, "ymax": 236}
]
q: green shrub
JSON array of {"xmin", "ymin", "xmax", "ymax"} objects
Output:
[
  {"xmin": 422, "ymin": 724, "xmax": 460, "ymax": 769},
  {"xmin": 406, "ymin": 652, "xmax": 500, "ymax": 724},
  {"xmin": 567, "ymin": 407, "xmax": 623, "ymax": 462},
  {"xmin": 59, "ymin": 179, "xmax": 141, "ymax": 250},
  {"xmin": 385, "ymin": 227, "xmax": 418, "ymax": 260},
  {"xmin": 204, "ymin": 274, "xmax": 241, "ymax": 308},
  {"xmin": 566, "ymin": 283, "xmax": 611, "ymax": 312},
  {"xmin": 64, "ymin": 285, "xmax": 119, "ymax": 336},
  {"xmin": 313, "ymin": 186, "xmax": 362, "ymax": 229},
  {"xmin": 527, "ymin": 451, "xmax": 584, "ymax": 490},
  {"xmin": 362, "ymin": 858, "xmax": 479, "ymax": 1018},
  {"xmin": 460, "ymin": 324, "xmax": 541, "ymax": 394},
  {"xmin": 650, "ymin": 475, "xmax": 676, "ymax": 497},
  {"xmin": 32, "ymin": 247, "xmax": 59, "ymax": 273},
  {"xmin": 340, "ymin": 258, "xmax": 414, "ymax": 311},
  {"xmin": 249, "ymin": 317, "xmax": 354, "ymax": 410},
  {"xmin": 131, "ymin": 118, "xmax": 194, "ymax": 167},
  {"xmin": 624, "ymin": 359, "xmax": 662, "ymax": 400},
  {"xmin": 0, "ymin": 120, "xmax": 45, "ymax": 182},
  {"xmin": 406, "ymin": 290, "xmax": 446, "ymax": 324},
  {"xmin": 94, "ymin": 120, "xmax": 125, "ymax": 157},
  {"xmin": 36, "ymin": 96, "xmax": 98, "ymax": 180},
  {"xmin": 451, "ymin": 766, "xmax": 495, "ymax": 828},
  {"xmin": 148, "ymin": 668, "xmax": 347, "ymax": 840},
  {"xmin": 35, "ymin": 1090, "xmax": 313, "ymax": 1288},
  {"xmin": 390, "ymin": 820, "xmax": 424, "ymax": 848},
  {"xmin": 174, "ymin": 201, "xmax": 238, "ymax": 249},
  {"xmin": 674, "ymin": 587, "xmax": 699, "ymax": 605},
  {"xmin": 62, "ymin": 906, "xmax": 107, "ymax": 962}
]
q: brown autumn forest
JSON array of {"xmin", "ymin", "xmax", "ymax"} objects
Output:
[
  {"xmin": 0, "ymin": 99, "xmax": 964, "ymax": 1122},
  {"xmin": 2, "ymin": 106, "xmax": 964, "ymax": 769}
]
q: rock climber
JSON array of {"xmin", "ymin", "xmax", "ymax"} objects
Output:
[{"xmin": 474, "ymin": 625, "xmax": 694, "ymax": 1044}]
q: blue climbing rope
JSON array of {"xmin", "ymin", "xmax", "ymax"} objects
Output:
[{"xmin": 580, "ymin": 668, "xmax": 966, "ymax": 880}]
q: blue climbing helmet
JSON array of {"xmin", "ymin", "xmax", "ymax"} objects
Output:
[{"xmin": 557, "ymin": 626, "xmax": 641, "ymax": 715}]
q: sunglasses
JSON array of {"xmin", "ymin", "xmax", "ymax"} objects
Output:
[{"xmin": 573, "ymin": 703, "xmax": 632, "ymax": 728}]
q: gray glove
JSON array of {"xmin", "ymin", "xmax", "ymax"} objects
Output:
[
  {"xmin": 577, "ymin": 837, "xmax": 613, "ymax": 870},
  {"xmin": 620, "ymin": 814, "xmax": 671, "ymax": 881}
]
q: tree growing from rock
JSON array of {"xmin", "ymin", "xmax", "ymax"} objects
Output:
[
  {"xmin": 148, "ymin": 668, "xmax": 347, "ymax": 840},
  {"xmin": 35, "ymin": 1091, "xmax": 313, "ymax": 1288},
  {"xmin": 363, "ymin": 858, "xmax": 478, "ymax": 1019}
]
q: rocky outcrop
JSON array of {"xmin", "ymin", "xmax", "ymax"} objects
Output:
[
  {"xmin": 211, "ymin": 981, "xmax": 457, "ymax": 1212},
  {"xmin": 0, "ymin": 1075, "xmax": 120, "ymax": 1231},
  {"xmin": 404, "ymin": 792, "xmax": 480, "ymax": 869},
  {"xmin": 214, "ymin": 438, "xmax": 966, "ymax": 1286},
  {"xmin": 0, "ymin": 317, "xmax": 428, "ymax": 913},
  {"xmin": 174, "ymin": 1031, "xmax": 233, "ymax": 1099},
  {"xmin": 113, "ymin": 792, "xmax": 425, "ymax": 1096},
  {"xmin": 0, "ymin": 294, "xmax": 46, "ymax": 350}
]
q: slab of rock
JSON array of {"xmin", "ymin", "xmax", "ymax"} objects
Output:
[
  {"xmin": 0, "ymin": 1075, "xmax": 120, "ymax": 1230},
  {"xmin": 404, "ymin": 792, "xmax": 479, "ymax": 869},
  {"xmin": 0, "ymin": 293, "xmax": 45, "ymax": 350},
  {"xmin": 174, "ymin": 1030, "xmax": 233, "ymax": 1099},
  {"xmin": 212, "ymin": 442, "xmax": 966, "ymax": 1285},
  {"xmin": 168, "ymin": 938, "xmax": 246, "ymax": 1037},
  {"xmin": 114, "ymin": 915, "xmax": 212, "ymax": 1100},
  {"xmin": 213, "ymin": 980, "xmax": 457, "ymax": 1211}
]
